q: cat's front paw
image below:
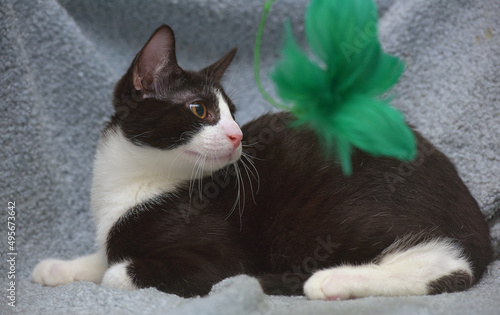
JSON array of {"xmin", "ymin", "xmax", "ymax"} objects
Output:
[
  {"xmin": 32, "ymin": 259, "xmax": 78, "ymax": 286},
  {"xmin": 32, "ymin": 253, "xmax": 108, "ymax": 286}
]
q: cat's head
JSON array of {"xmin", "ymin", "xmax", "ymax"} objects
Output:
[{"xmin": 110, "ymin": 25, "xmax": 242, "ymax": 176}]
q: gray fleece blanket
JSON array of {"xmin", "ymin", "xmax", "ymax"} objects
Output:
[{"xmin": 1, "ymin": 0, "xmax": 499, "ymax": 314}]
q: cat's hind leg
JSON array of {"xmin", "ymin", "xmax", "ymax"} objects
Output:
[
  {"xmin": 32, "ymin": 251, "xmax": 107, "ymax": 286},
  {"xmin": 304, "ymin": 238, "xmax": 473, "ymax": 300},
  {"xmin": 101, "ymin": 261, "xmax": 137, "ymax": 290}
]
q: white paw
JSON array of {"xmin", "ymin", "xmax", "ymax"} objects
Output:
[
  {"xmin": 32, "ymin": 252, "xmax": 108, "ymax": 286},
  {"xmin": 304, "ymin": 266, "xmax": 376, "ymax": 300},
  {"xmin": 304, "ymin": 240, "xmax": 473, "ymax": 300},
  {"xmin": 101, "ymin": 262, "xmax": 137, "ymax": 290},
  {"xmin": 32, "ymin": 259, "xmax": 78, "ymax": 286}
]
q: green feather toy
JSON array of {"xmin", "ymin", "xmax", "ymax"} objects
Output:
[{"xmin": 254, "ymin": 0, "xmax": 416, "ymax": 175}]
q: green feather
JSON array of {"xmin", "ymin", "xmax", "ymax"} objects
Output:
[{"xmin": 266, "ymin": 0, "xmax": 416, "ymax": 174}]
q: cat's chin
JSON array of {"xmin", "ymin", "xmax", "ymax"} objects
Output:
[{"xmin": 184, "ymin": 147, "xmax": 241, "ymax": 170}]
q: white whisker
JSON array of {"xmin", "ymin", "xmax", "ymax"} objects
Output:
[
  {"xmin": 196, "ymin": 153, "xmax": 207, "ymax": 200},
  {"xmin": 226, "ymin": 163, "xmax": 242, "ymax": 221},
  {"xmin": 189, "ymin": 152, "xmax": 205, "ymax": 201},
  {"xmin": 241, "ymin": 140, "xmax": 266, "ymax": 148},
  {"xmin": 239, "ymin": 156, "xmax": 258, "ymax": 205},
  {"xmin": 129, "ymin": 131, "xmax": 151, "ymax": 141},
  {"xmin": 241, "ymin": 152, "xmax": 260, "ymax": 191}
]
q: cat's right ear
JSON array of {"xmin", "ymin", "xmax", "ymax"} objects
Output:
[
  {"xmin": 199, "ymin": 47, "xmax": 237, "ymax": 82},
  {"xmin": 132, "ymin": 25, "xmax": 182, "ymax": 95}
]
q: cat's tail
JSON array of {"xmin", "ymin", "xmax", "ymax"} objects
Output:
[{"xmin": 256, "ymin": 273, "xmax": 310, "ymax": 296}]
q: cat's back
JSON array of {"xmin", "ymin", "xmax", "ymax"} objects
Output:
[{"xmin": 236, "ymin": 112, "xmax": 492, "ymax": 278}]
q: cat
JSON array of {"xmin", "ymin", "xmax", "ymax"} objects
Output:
[{"xmin": 32, "ymin": 24, "xmax": 492, "ymax": 300}]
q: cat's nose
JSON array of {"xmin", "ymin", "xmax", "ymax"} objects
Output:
[
  {"xmin": 227, "ymin": 131, "xmax": 242, "ymax": 149},
  {"xmin": 221, "ymin": 119, "xmax": 243, "ymax": 149}
]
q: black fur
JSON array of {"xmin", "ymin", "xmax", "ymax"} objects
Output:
[
  {"xmin": 428, "ymin": 271, "xmax": 473, "ymax": 294},
  {"xmin": 105, "ymin": 25, "xmax": 492, "ymax": 298}
]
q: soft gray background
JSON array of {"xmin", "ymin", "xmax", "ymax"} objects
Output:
[{"xmin": 1, "ymin": 0, "xmax": 499, "ymax": 314}]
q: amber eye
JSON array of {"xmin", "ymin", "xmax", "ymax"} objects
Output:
[{"xmin": 189, "ymin": 102, "xmax": 207, "ymax": 119}]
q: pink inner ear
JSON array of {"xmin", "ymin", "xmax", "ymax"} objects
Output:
[
  {"xmin": 133, "ymin": 66, "xmax": 143, "ymax": 91},
  {"xmin": 133, "ymin": 26, "xmax": 177, "ymax": 92}
]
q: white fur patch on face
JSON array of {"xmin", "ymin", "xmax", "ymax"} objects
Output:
[
  {"xmin": 182, "ymin": 91, "xmax": 242, "ymax": 173},
  {"xmin": 304, "ymin": 239, "xmax": 472, "ymax": 300}
]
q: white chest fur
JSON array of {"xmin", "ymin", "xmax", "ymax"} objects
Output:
[
  {"xmin": 90, "ymin": 92, "xmax": 241, "ymax": 251},
  {"xmin": 90, "ymin": 128, "xmax": 186, "ymax": 250}
]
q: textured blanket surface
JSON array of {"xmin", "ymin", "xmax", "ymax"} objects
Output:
[{"xmin": 1, "ymin": 0, "xmax": 499, "ymax": 314}]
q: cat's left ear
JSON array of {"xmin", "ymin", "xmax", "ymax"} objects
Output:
[{"xmin": 199, "ymin": 48, "xmax": 237, "ymax": 82}]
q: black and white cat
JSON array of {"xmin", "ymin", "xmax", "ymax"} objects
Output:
[{"xmin": 32, "ymin": 25, "xmax": 492, "ymax": 299}]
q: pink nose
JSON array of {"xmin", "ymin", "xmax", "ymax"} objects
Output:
[{"xmin": 227, "ymin": 132, "xmax": 242, "ymax": 149}]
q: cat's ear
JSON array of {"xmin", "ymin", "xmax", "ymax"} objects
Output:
[
  {"xmin": 199, "ymin": 47, "xmax": 237, "ymax": 82},
  {"xmin": 133, "ymin": 25, "xmax": 182, "ymax": 94}
]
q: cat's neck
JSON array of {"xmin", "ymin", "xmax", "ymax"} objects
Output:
[
  {"xmin": 95, "ymin": 127, "xmax": 199, "ymax": 182},
  {"xmin": 90, "ymin": 126, "xmax": 196, "ymax": 249}
]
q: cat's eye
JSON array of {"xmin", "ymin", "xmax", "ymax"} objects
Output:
[{"xmin": 189, "ymin": 102, "xmax": 207, "ymax": 119}]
